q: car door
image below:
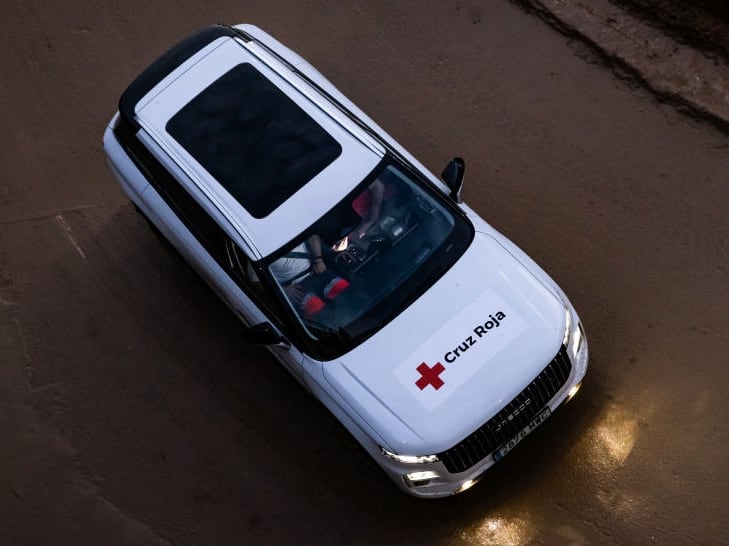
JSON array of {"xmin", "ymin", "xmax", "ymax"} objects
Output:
[
  {"xmin": 126, "ymin": 132, "xmax": 307, "ymax": 384},
  {"xmin": 222, "ymin": 239, "xmax": 309, "ymax": 386}
]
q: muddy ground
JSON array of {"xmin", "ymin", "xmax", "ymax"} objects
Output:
[
  {"xmin": 617, "ymin": 0, "xmax": 729, "ymax": 59},
  {"xmin": 1, "ymin": 1, "xmax": 728, "ymax": 544}
]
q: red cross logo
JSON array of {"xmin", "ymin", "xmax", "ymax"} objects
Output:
[{"xmin": 415, "ymin": 362, "xmax": 446, "ymax": 391}]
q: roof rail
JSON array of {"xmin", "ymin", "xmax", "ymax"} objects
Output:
[{"xmin": 119, "ymin": 25, "xmax": 245, "ymax": 130}]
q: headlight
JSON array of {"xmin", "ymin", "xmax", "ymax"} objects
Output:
[
  {"xmin": 570, "ymin": 322, "xmax": 587, "ymax": 364},
  {"xmin": 562, "ymin": 307, "xmax": 572, "ymax": 346},
  {"xmin": 381, "ymin": 447, "xmax": 439, "ymax": 464},
  {"xmin": 406, "ymin": 470, "xmax": 439, "ymax": 483},
  {"xmin": 563, "ymin": 307, "xmax": 588, "ymax": 367},
  {"xmin": 570, "ymin": 323, "xmax": 584, "ymax": 357}
]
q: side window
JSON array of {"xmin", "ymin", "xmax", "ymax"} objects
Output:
[
  {"xmin": 225, "ymin": 240, "xmax": 283, "ymax": 322},
  {"xmin": 160, "ymin": 178, "xmax": 222, "ymax": 256},
  {"xmin": 117, "ymin": 119, "xmax": 227, "ymax": 264},
  {"xmin": 118, "ymin": 121, "xmax": 290, "ymax": 331}
]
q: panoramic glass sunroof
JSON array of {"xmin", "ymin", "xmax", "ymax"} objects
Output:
[{"xmin": 167, "ymin": 63, "xmax": 342, "ymax": 218}]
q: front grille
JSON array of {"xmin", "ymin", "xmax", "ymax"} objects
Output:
[{"xmin": 438, "ymin": 345, "xmax": 572, "ymax": 473}]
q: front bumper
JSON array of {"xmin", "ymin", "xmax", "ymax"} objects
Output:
[{"xmin": 377, "ymin": 332, "xmax": 588, "ymax": 498}]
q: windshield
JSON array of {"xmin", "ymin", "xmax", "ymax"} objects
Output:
[{"xmin": 266, "ymin": 159, "xmax": 473, "ymax": 359}]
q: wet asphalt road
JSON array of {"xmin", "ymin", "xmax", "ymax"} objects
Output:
[{"xmin": 1, "ymin": 1, "xmax": 728, "ymax": 544}]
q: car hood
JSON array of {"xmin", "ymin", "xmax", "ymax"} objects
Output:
[{"xmin": 323, "ymin": 232, "xmax": 566, "ymax": 454}]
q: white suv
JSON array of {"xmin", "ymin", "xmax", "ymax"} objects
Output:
[{"xmin": 104, "ymin": 24, "xmax": 588, "ymax": 497}]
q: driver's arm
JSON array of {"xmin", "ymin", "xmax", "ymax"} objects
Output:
[{"xmin": 308, "ymin": 234, "xmax": 326, "ymax": 273}]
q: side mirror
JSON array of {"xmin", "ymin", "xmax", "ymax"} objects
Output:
[
  {"xmin": 241, "ymin": 322, "xmax": 286, "ymax": 345},
  {"xmin": 441, "ymin": 157, "xmax": 465, "ymax": 203}
]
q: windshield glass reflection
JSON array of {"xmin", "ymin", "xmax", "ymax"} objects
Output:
[{"xmin": 267, "ymin": 160, "xmax": 469, "ymax": 348}]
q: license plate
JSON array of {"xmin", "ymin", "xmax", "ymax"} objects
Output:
[{"xmin": 493, "ymin": 407, "xmax": 551, "ymax": 462}]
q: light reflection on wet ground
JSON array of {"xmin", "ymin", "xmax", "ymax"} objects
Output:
[
  {"xmin": 459, "ymin": 396, "xmax": 650, "ymax": 545},
  {"xmin": 591, "ymin": 402, "xmax": 641, "ymax": 469},
  {"xmin": 462, "ymin": 513, "xmax": 535, "ymax": 546}
]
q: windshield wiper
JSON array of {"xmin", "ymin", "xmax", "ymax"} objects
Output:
[{"xmin": 303, "ymin": 319, "xmax": 350, "ymax": 341}]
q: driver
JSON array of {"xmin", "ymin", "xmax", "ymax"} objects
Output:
[{"xmin": 271, "ymin": 235, "xmax": 350, "ymax": 317}]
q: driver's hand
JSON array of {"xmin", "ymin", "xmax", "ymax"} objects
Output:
[
  {"xmin": 312, "ymin": 258, "xmax": 326, "ymax": 274},
  {"xmin": 285, "ymin": 283, "xmax": 306, "ymax": 304}
]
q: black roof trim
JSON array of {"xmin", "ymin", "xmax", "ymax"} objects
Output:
[{"xmin": 119, "ymin": 24, "xmax": 249, "ymax": 130}]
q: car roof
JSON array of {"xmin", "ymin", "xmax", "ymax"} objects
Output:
[{"xmin": 130, "ymin": 31, "xmax": 384, "ymax": 258}]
